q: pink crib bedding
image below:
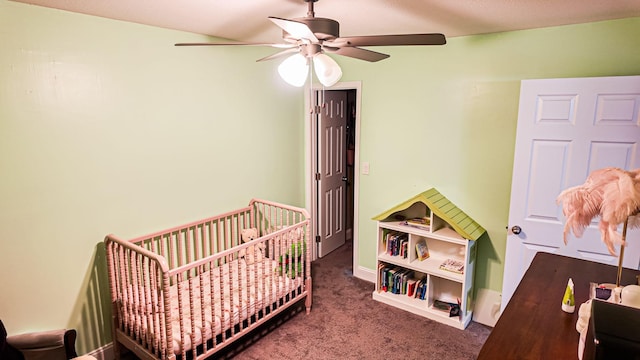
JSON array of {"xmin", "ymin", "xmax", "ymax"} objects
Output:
[{"xmin": 129, "ymin": 257, "xmax": 303, "ymax": 354}]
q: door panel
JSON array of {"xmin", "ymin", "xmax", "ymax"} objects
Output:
[
  {"xmin": 502, "ymin": 76, "xmax": 640, "ymax": 311},
  {"xmin": 318, "ymin": 90, "xmax": 347, "ymax": 257}
]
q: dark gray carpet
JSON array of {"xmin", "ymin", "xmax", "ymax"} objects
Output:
[
  {"xmin": 213, "ymin": 240, "xmax": 491, "ymax": 360},
  {"xmin": 121, "ymin": 240, "xmax": 491, "ymax": 359}
]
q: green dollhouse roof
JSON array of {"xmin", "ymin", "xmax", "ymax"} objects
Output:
[{"xmin": 372, "ymin": 188, "xmax": 486, "ymax": 241}]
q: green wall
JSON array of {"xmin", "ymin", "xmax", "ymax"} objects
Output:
[
  {"xmin": 2, "ymin": 0, "xmax": 640, "ymax": 354},
  {"xmin": 0, "ymin": 1, "xmax": 304, "ymax": 354},
  {"xmin": 341, "ymin": 17, "xmax": 640, "ymax": 295}
]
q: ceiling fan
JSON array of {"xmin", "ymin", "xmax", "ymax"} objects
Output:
[{"xmin": 175, "ymin": 0, "xmax": 446, "ymax": 86}]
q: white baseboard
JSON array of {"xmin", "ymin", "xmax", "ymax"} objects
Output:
[
  {"xmin": 473, "ymin": 288, "xmax": 502, "ymax": 327},
  {"xmin": 86, "ymin": 342, "xmax": 113, "ymax": 360},
  {"xmin": 353, "ymin": 264, "xmax": 375, "ymax": 283}
]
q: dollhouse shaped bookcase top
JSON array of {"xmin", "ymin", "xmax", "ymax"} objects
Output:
[{"xmin": 372, "ymin": 188, "xmax": 486, "ymax": 329}]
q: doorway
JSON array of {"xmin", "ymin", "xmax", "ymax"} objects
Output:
[{"xmin": 306, "ymin": 82, "xmax": 361, "ymax": 273}]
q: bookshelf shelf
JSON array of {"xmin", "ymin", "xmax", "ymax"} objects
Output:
[{"xmin": 371, "ymin": 189, "xmax": 486, "ymax": 330}]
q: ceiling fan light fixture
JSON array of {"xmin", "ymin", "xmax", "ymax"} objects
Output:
[
  {"xmin": 313, "ymin": 53, "xmax": 342, "ymax": 87},
  {"xmin": 278, "ymin": 53, "xmax": 309, "ymax": 87}
]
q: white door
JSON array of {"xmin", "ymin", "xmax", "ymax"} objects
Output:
[
  {"xmin": 501, "ymin": 76, "xmax": 640, "ymax": 311},
  {"xmin": 317, "ymin": 90, "xmax": 347, "ymax": 257}
]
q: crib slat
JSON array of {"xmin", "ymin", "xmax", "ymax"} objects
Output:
[
  {"xmin": 141, "ymin": 257, "xmax": 150, "ymax": 349},
  {"xmin": 188, "ymin": 270, "xmax": 197, "ymax": 357},
  {"xmin": 185, "ymin": 228, "xmax": 192, "ymax": 267},
  {"xmin": 231, "ymin": 257, "xmax": 238, "ymax": 337},
  {"xmin": 176, "ymin": 271, "xmax": 186, "ymax": 359},
  {"xmin": 219, "ymin": 257, "xmax": 227, "ymax": 343}
]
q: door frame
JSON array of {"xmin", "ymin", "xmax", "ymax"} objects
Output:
[{"xmin": 305, "ymin": 81, "xmax": 362, "ymax": 272}]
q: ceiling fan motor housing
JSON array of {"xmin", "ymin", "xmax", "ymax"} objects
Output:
[{"xmin": 283, "ymin": 17, "xmax": 340, "ymax": 41}]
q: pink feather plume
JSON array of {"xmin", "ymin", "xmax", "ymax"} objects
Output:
[{"xmin": 556, "ymin": 167, "xmax": 640, "ymax": 255}]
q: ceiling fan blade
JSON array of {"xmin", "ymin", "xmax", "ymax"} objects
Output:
[
  {"xmin": 256, "ymin": 48, "xmax": 300, "ymax": 62},
  {"xmin": 325, "ymin": 46, "xmax": 389, "ymax": 62},
  {"xmin": 269, "ymin": 17, "xmax": 319, "ymax": 43},
  {"xmin": 175, "ymin": 42, "xmax": 294, "ymax": 49},
  {"xmin": 329, "ymin": 33, "xmax": 446, "ymax": 47}
]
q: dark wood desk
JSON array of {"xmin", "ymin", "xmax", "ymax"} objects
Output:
[{"xmin": 478, "ymin": 252, "xmax": 640, "ymax": 360}]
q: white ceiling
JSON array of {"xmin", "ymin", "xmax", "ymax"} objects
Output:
[{"xmin": 12, "ymin": 0, "xmax": 640, "ymax": 43}]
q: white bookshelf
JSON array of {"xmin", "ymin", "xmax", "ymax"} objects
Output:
[{"xmin": 373, "ymin": 217, "xmax": 477, "ymax": 330}]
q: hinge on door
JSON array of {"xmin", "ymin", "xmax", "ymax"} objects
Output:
[
  {"xmin": 310, "ymin": 105, "xmax": 322, "ymax": 114},
  {"xmin": 315, "ymin": 235, "xmax": 321, "ymax": 243},
  {"xmin": 315, "ymin": 173, "xmax": 321, "ymax": 181}
]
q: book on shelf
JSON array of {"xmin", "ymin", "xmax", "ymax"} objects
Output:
[
  {"xmin": 414, "ymin": 277, "xmax": 428, "ymax": 300},
  {"xmin": 393, "ymin": 269, "xmax": 413, "ymax": 294},
  {"xmin": 401, "ymin": 217, "xmax": 431, "ymax": 231},
  {"xmin": 415, "ymin": 239, "xmax": 430, "ymax": 261},
  {"xmin": 378, "ymin": 264, "xmax": 396, "ymax": 293},
  {"xmin": 378, "ymin": 263, "xmax": 388, "ymax": 292},
  {"xmin": 379, "ymin": 264, "xmax": 424, "ymax": 297},
  {"xmin": 439, "ymin": 258, "xmax": 464, "ymax": 274},
  {"xmin": 386, "ymin": 267, "xmax": 400, "ymax": 293},
  {"xmin": 385, "ymin": 231, "xmax": 408, "ymax": 258},
  {"xmin": 406, "ymin": 278, "xmax": 418, "ymax": 297},
  {"xmin": 432, "ymin": 299, "xmax": 461, "ymax": 318}
]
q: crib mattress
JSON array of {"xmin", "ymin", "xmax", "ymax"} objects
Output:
[{"xmin": 123, "ymin": 257, "xmax": 303, "ymax": 355}]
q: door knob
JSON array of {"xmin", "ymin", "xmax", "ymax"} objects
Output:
[{"xmin": 511, "ymin": 225, "xmax": 522, "ymax": 235}]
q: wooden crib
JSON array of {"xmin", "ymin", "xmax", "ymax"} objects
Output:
[{"xmin": 104, "ymin": 199, "xmax": 311, "ymax": 360}]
